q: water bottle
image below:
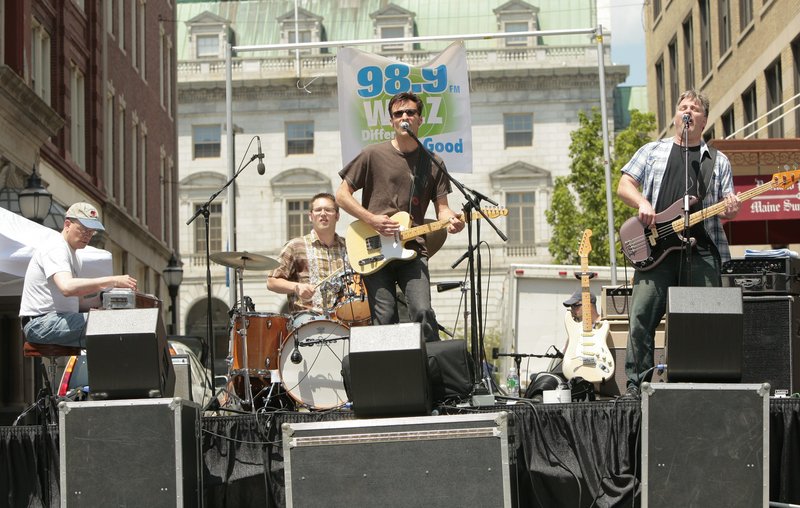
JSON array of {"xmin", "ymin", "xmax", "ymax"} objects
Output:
[{"xmin": 506, "ymin": 367, "xmax": 520, "ymax": 398}]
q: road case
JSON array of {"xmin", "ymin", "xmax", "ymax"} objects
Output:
[
  {"xmin": 59, "ymin": 397, "xmax": 202, "ymax": 507},
  {"xmin": 282, "ymin": 412, "xmax": 511, "ymax": 508}
]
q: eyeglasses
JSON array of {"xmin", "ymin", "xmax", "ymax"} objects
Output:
[
  {"xmin": 70, "ymin": 220, "xmax": 97, "ymax": 237},
  {"xmin": 311, "ymin": 207, "xmax": 337, "ymax": 215},
  {"xmin": 391, "ymin": 109, "xmax": 419, "ymax": 119}
]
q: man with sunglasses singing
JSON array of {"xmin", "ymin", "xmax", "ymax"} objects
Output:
[
  {"xmin": 337, "ymin": 92, "xmax": 465, "ymax": 342},
  {"xmin": 19, "ymin": 202, "xmax": 137, "ymax": 347}
]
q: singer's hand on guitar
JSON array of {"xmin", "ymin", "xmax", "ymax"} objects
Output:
[
  {"xmin": 369, "ymin": 214, "xmax": 401, "ymax": 235},
  {"xmin": 445, "ymin": 215, "xmax": 465, "ymax": 234}
]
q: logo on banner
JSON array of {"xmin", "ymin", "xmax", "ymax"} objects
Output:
[{"xmin": 337, "ymin": 42, "xmax": 472, "ymax": 173}]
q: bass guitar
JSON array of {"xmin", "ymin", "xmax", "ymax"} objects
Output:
[
  {"xmin": 562, "ymin": 229, "xmax": 614, "ymax": 383},
  {"xmin": 620, "ymin": 168, "xmax": 800, "ymax": 271},
  {"xmin": 345, "ymin": 207, "xmax": 508, "ymax": 275}
]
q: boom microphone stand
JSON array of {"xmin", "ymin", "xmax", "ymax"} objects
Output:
[
  {"xmin": 680, "ymin": 113, "xmax": 695, "ymax": 281},
  {"xmin": 400, "ymin": 123, "xmax": 507, "ymax": 402},
  {"xmin": 186, "ymin": 136, "xmax": 264, "ymax": 410}
]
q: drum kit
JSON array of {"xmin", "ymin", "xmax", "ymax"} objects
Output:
[{"xmin": 209, "ymin": 250, "xmax": 371, "ymax": 412}]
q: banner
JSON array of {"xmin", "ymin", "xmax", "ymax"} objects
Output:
[
  {"xmin": 337, "ymin": 41, "xmax": 472, "ymax": 172},
  {"xmin": 731, "ymin": 174, "xmax": 800, "ymax": 222}
]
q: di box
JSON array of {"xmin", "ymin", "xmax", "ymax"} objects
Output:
[
  {"xmin": 59, "ymin": 398, "xmax": 202, "ymax": 507},
  {"xmin": 282, "ymin": 412, "xmax": 512, "ymax": 508},
  {"xmin": 641, "ymin": 383, "xmax": 769, "ymax": 508}
]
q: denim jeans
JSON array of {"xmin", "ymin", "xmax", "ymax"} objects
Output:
[
  {"xmin": 625, "ymin": 249, "xmax": 721, "ymax": 388},
  {"xmin": 362, "ymin": 256, "xmax": 440, "ymax": 342},
  {"xmin": 23, "ymin": 311, "xmax": 88, "ymax": 348}
]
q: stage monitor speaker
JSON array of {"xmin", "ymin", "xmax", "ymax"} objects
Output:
[
  {"xmin": 85, "ymin": 308, "xmax": 176, "ymax": 400},
  {"xmin": 665, "ymin": 287, "xmax": 743, "ymax": 383},
  {"xmin": 172, "ymin": 355, "xmax": 192, "ymax": 402},
  {"xmin": 347, "ymin": 323, "xmax": 431, "ymax": 417},
  {"xmin": 742, "ymin": 295, "xmax": 800, "ymax": 395}
]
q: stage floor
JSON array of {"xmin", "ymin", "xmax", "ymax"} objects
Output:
[{"xmin": 2, "ymin": 398, "xmax": 799, "ymax": 507}]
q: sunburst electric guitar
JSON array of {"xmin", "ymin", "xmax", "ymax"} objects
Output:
[
  {"xmin": 345, "ymin": 207, "xmax": 508, "ymax": 275},
  {"xmin": 620, "ymin": 167, "xmax": 800, "ymax": 271},
  {"xmin": 562, "ymin": 229, "xmax": 614, "ymax": 383}
]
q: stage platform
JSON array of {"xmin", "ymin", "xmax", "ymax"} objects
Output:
[{"xmin": 2, "ymin": 398, "xmax": 799, "ymax": 507}]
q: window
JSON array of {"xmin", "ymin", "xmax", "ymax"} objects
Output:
[
  {"xmin": 31, "ymin": 20, "xmax": 51, "ymax": 104},
  {"xmin": 131, "ymin": 0, "xmax": 137, "ymax": 68},
  {"xmin": 140, "ymin": 125, "xmax": 147, "ymax": 221},
  {"xmin": 506, "ymin": 192, "xmax": 535, "ymax": 246},
  {"xmin": 682, "ymin": 16, "xmax": 695, "ymax": 90},
  {"xmin": 105, "ymin": 86, "xmax": 115, "ymax": 196},
  {"xmin": 165, "ymin": 35, "xmax": 173, "ymax": 115},
  {"xmin": 160, "ymin": 149, "xmax": 167, "ymax": 241},
  {"xmin": 765, "ymin": 60, "xmax": 784, "ymax": 138},
  {"xmin": 371, "ymin": 4, "xmax": 414, "ymax": 53},
  {"xmin": 655, "ymin": 58, "xmax": 666, "ymax": 130},
  {"xmin": 721, "ymin": 107, "xmax": 735, "ymax": 138},
  {"xmin": 286, "ymin": 199, "xmax": 311, "ymax": 240},
  {"xmin": 699, "ymin": 0, "xmax": 711, "ymax": 77},
  {"xmin": 504, "ymin": 114, "xmax": 533, "ymax": 147},
  {"xmin": 196, "ymin": 35, "xmax": 219, "ymax": 58},
  {"xmin": 118, "ymin": 0, "xmax": 125, "ymax": 51},
  {"xmin": 668, "ymin": 39, "xmax": 679, "ymax": 110},
  {"xmin": 792, "ymin": 36, "xmax": 800, "ymax": 135},
  {"xmin": 719, "ymin": 0, "xmax": 731, "ymax": 56},
  {"xmin": 288, "ymin": 29, "xmax": 312, "ymax": 55},
  {"xmin": 70, "ymin": 64, "xmax": 86, "ymax": 170},
  {"xmin": 380, "ymin": 26, "xmax": 405, "ymax": 51},
  {"xmin": 131, "ymin": 116, "xmax": 138, "ymax": 216},
  {"xmin": 739, "ymin": 0, "xmax": 753, "ymax": 30},
  {"xmin": 504, "ymin": 21, "xmax": 529, "ymax": 47},
  {"xmin": 278, "ymin": 7, "xmax": 325, "ymax": 55},
  {"xmin": 652, "ymin": 0, "xmax": 662, "ymax": 19},
  {"xmin": 194, "ymin": 203, "xmax": 222, "ymax": 253},
  {"xmin": 741, "ymin": 84, "xmax": 757, "ymax": 137},
  {"xmin": 193, "ymin": 125, "xmax": 221, "ymax": 158},
  {"xmin": 138, "ymin": 0, "xmax": 145, "ymax": 78},
  {"xmin": 118, "ymin": 97, "xmax": 126, "ymax": 203},
  {"xmin": 286, "ymin": 122, "xmax": 314, "ymax": 155}
]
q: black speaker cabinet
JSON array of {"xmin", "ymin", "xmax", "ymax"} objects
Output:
[
  {"xmin": 85, "ymin": 308, "xmax": 176, "ymax": 399},
  {"xmin": 596, "ymin": 319, "xmax": 666, "ymax": 397},
  {"xmin": 665, "ymin": 287, "xmax": 743, "ymax": 382},
  {"xmin": 742, "ymin": 295, "xmax": 800, "ymax": 394},
  {"xmin": 59, "ymin": 398, "xmax": 202, "ymax": 507},
  {"xmin": 641, "ymin": 383, "xmax": 769, "ymax": 507},
  {"xmin": 347, "ymin": 323, "xmax": 430, "ymax": 417},
  {"xmin": 282, "ymin": 412, "xmax": 511, "ymax": 508}
]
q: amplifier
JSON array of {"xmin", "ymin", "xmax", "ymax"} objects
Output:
[
  {"xmin": 721, "ymin": 257, "xmax": 800, "ymax": 295},
  {"xmin": 601, "ymin": 285, "xmax": 633, "ymax": 319}
]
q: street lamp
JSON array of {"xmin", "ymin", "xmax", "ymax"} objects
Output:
[
  {"xmin": 18, "ymin": 165, "xmax": 52, "ymax": 223},
  {"xmin": 163, "ymin": 253, "xmax": 184, "ymax": 335}
]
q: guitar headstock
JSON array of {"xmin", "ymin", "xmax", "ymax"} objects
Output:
[
  {"xmin": 771, "ymin": 165, "xmax": 800, "ymax": 189},
  {"xmin": 479, "ymin": 207, "xmax": 509, "ymax": 219},
  {"xmin": 578, "ymin": 229, "xmax": 593, "ymax": 258}
]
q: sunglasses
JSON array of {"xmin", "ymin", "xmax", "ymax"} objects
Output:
[{"xmin": 391, "ymin": 109, "xmax": 419, "ymax": 119}]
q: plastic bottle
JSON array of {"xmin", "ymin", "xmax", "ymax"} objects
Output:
[{"xmin": 506, "ymin": 367, "xmax": 520, "ymax": 398}]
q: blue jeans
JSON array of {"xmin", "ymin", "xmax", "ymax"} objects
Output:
[
  {"xmin": 362, "ymin": 257, "xmax": 440, "ymax": 342},
  {"xmin": 23, "ymin": 312, "xmax": 88, "ymax": 348},
  {"xmin": 625, "ymin": 249, "xmax": 721, "ymax": 388}
]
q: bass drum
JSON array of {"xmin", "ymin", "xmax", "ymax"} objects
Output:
[{"xmin": 279, "ymin": 319, "xmax": 350, "ymax": 409}]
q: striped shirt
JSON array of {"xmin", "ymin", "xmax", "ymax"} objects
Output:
[{"xmin": 621, "ymin": 138, "xmax": 734, "ymax": 262}]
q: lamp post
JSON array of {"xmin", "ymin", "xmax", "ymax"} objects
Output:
[
  {"xmin": 163, "ymin": 253, "xmax": 184, "ymax": 335},
  {"xmin": 18, "ymin": 165, "xmax": 53, "ymax": 223}
]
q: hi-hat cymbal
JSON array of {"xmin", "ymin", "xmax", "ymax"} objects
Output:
[{"xmin": 210, "ymin": 251, "xmax": 279, "ymax": 270}]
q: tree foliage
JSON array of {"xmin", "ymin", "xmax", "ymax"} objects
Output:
[{"xmin": 545, "ymin": 108, "xmax": 656, "ymax": 266}]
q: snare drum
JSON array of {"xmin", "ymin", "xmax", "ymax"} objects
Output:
[
  {"xmin": 335, "ymin": 272, "xmax": 371, "ymax": 325},
  {"xmin": 279, "ymin": 318, "xmax": 349, "ymax": 409},
  {"xmin": 231, "ymin": 312, "xmax": 290, "ymax": 377}
]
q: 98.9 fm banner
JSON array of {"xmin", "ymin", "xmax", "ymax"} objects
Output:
[{"xmin": 337, "ymin": 41, "xmax": 472, "ymax": 173}]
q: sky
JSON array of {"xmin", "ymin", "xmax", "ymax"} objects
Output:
[{"xmin": 605, "ymin": 0, "xmax": 647, "ymax": 86}]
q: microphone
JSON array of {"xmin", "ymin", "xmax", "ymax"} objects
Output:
[
  {"xmin": 682, "ymin": 113, "xmax": 692, "ymax": 126},
  {"xmin": 437, "ymin": 281, "xmax": 461, "ymax": 293},
  {"xmin": 399, "ymin": 121, "xmax": 411, "ymax": 132},
  {"xmin": 256, "ymin": 136, "xmax": 265, "ymax": 175},
  {"xmin": 290, "ymin": 334, "xmax": 302, "ymax": 364}
]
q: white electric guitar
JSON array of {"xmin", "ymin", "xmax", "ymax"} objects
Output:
[{"xmin": 562, "ymin": 229, "xmax": 614, "ymax": 383}]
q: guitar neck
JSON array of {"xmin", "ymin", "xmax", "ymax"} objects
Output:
[
  {"xmin": 677, "ymin": 179, "xmax": 777, "ymax": 230},
  {"xmin": 399, "ymin": 211, "xmax": 486, "ymax": 241}
]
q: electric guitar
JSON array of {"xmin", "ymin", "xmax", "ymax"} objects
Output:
[
  {"xmin": 620, "ymin": 167, "xmax": 800, "ymax": 271},
  {"xmin": 562, "ymin": 229, "xmax": 614, "ymax": 383},
  {"xmin": 345, "ymin": 207, "xmax": 508, "ymax": 275}
]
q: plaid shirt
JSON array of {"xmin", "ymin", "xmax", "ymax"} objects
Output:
[
  {"xmin": 621, "ymin": 138, "xmax": 734, "ymax": 262},
  {"xmin": 270, "ymin": 230, "xmax": 348, "ymax": 314}
]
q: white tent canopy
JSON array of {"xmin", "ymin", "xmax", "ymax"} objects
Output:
[{"xmin": 0, "ymin": 207, "xmax": 112, "ymax": 297}]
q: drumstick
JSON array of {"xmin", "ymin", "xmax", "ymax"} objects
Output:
[{"xmin": 313, "ymin": 266, "xmax": 345, "ymax": 289}]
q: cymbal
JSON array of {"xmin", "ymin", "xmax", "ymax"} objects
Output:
[{"xmin": 210, "ymin": 251, "xmax": 279, "ymax": 271}]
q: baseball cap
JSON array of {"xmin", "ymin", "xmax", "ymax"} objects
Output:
[
  {"xmin": 563, "ymin": 289, "xmax": 596, "ymax": 307},
  {"xmin": 65, "ymin": 202, "xmax": 105, "ymax": 231}
]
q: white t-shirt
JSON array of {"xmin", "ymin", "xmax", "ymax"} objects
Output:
[{"xmin": 19, "ymin": 236, "xmax": 81, "ymax": 316}]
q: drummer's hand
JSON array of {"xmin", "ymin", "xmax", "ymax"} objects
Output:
[{"xmin": 295, "ymin": 283, "xmax": 315, "ymax": 301}]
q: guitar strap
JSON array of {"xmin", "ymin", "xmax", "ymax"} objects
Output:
[
  {"xmin": 408, "ymin": 151, "xmax": 430, "ymax": 215},
  {"xmin": 698, "ymin": 145, "xmax": 717, "ymax": 201}
]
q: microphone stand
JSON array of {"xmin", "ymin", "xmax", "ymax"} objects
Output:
[
  {"xmin": 493, "ymin": 349, "xmax": 564, "ymax": 385},
  {"xmin": 186, "ymin": 137, "xmax": 263, "ymax": 411},
  {"xmin": 401, "ymin": 125, "xmax": 507, "ymax": 403},
  {"xmin": 680, "ymin": 117, "xmax": 694, "ymax": 282}
]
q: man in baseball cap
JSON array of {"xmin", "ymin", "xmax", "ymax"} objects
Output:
[
  {"xmin": 65, "ymin": 202, "xmax": 105, "ymax": 231},
  {"xmin": 563, "ymin": 289, "xmax": 599, "ymax": 324},
  {"xmin": 19, "ymin": 202, "xmax": 136, "ymax": 347}
]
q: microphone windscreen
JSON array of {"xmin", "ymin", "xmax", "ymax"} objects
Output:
[{"xmin": 400, "ymin": 121, "xmax": 410, "ymax": 131}]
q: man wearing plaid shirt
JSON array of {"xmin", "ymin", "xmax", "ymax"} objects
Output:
[{"xmin": 616, "ymin": 89, "xmax": 741, "ymax": 399}]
